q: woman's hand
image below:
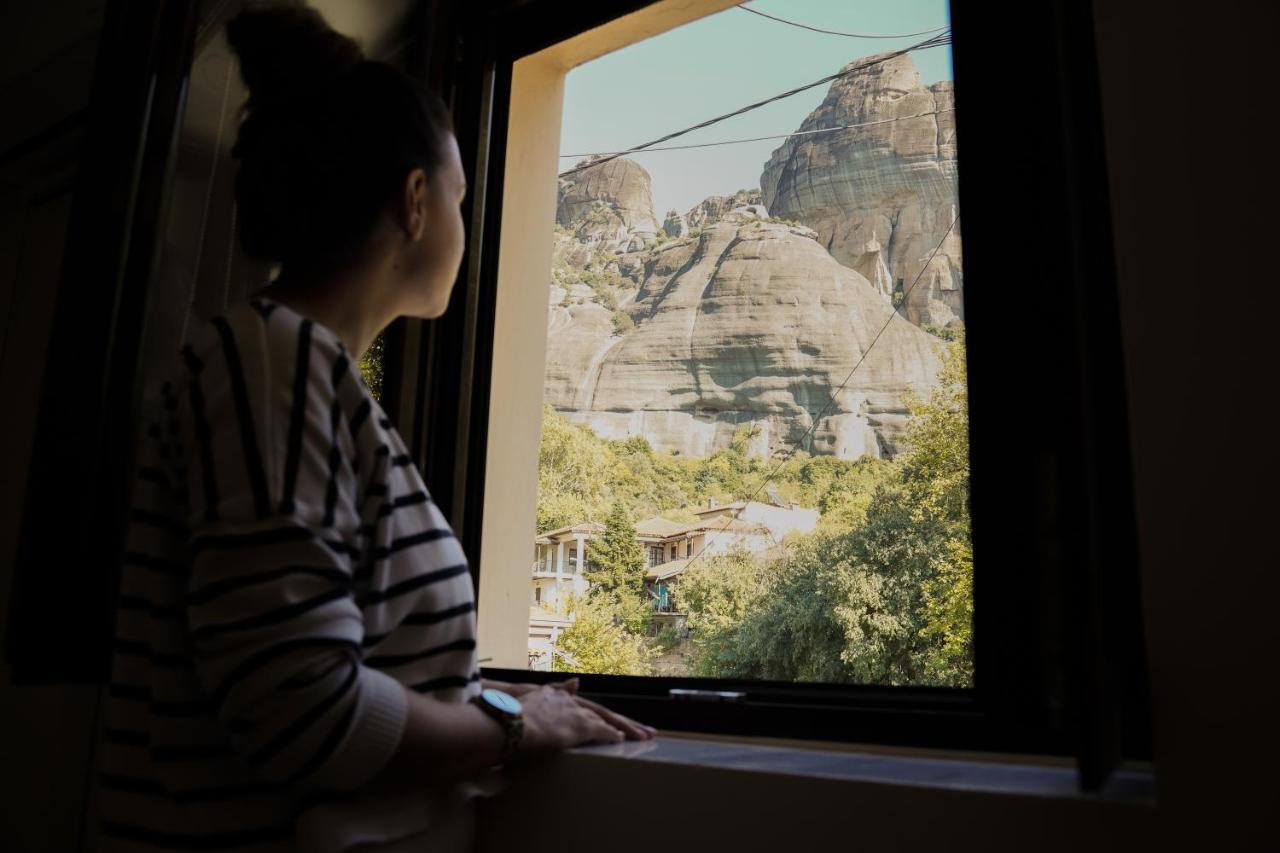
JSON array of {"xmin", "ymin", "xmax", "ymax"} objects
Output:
[
  {"xmin": 518, "ymin": 683, "xmax": 626, "ymax": 754},
  {"xmin": 548, "ymin": 678, "xmax": 657, "ymax": 741},
  {"xmin": 480, "ymin": 678, "xmax": 540, "ymax": 699},
  {"xmin": 482, "ymin": 677, "xmax": 658, "ymax": 748}
]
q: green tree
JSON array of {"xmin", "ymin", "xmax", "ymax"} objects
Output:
[
  {"xmin": 358, "ymin": 335, "xmax": 384, "ymax": 400},
  {"xmin": 584, "ymin": 501, "xmax": 650, "ymax": 634},
  {"xmin": 901, "ymin": 334, "xmax": 973, "ymax": 684},
  {"xmin": 536, "ymin": 405, "xmax": 610, "ymax": 532},
  {"xmin": 585, "ymin": 501, "xmax": 645, "ymax": 597},
  {"xmin": 678, "ymin": 549, "xmax": 771, "ymax": 676},
  {"xmin": 684, "ymin": 336, "xmax": 974, "ymax": 687},
  {"xmin": 552, "ymin": 594, "xmax": 653, "ymax": 676},
  {"xmin": 612, "ymin": 310, "xmax": 635, "ymax": 335}
]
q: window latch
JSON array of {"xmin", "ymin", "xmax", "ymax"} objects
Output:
[{"xmin": 669, "ymin": 688, "xmax": 746, "ymax": 703}]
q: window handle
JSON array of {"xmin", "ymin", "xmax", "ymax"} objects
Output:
[{"xmin": 669, "ymin": 688, "xmax": 746, "ymax": 704}]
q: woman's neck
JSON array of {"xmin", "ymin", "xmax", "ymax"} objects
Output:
[{"xmin": 263, "ymin": 258, "xmax": 399, "ymax": 358}]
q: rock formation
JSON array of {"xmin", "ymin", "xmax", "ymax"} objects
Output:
[
  {"xmin": 760, "ymin": 52, "xmax": 962, "ymax": 328},
  {"xmin": 557, "ymin": 156, "xmax": 662, "ymax": 253},
  {"xmin": 686, "ymin": 189, "xmax": 765, "ymax": 230},
  {"xmin": 545, "ymin": 161, "xmax": 943, "ymax": 460},
  {"xmin": 662, "ymin": 209, "xmax": 687, "ymax": 238}
]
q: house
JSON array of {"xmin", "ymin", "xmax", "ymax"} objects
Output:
[
  {"xmin": 530, "ymin": 521, "xmax": 599, "ymax": 611},
  {"xmin": 527, "ymin": 606, "xmax": 573, "ymax": 672},
  {"xmin": 691, "ymin": 498, "xmax": 819, "ymax": 544},
  {"xmin": 636, "ymin": 512, "xmax": 775, "ymax": 612},
  {"xmin": 527, "ymin": 501, "xmax": 815, "ymax": 652}
]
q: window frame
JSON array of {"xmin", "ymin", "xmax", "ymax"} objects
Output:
[
  {"xmin": 414, "ymin": 0, "xmax": 1157, "ymax": 783},
  {"xmin": 399, "ymin": 0, "xmax": 1152, "ymax": 783},
  {"xmin": 0, "ymin": 0, "xmax": 1149, "ymax": 791}
]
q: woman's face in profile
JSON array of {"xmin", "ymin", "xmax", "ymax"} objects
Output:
[{"xmin": 407, "ymin": 133, "xmax": 468, "ymax": 319}]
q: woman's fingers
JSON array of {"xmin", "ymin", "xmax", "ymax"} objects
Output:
[
  {"xmin": 549, "ymin": 677, "xmax": 580, "ymax": 695},
  {"xmin": 579, "ymin": 707, "xmax": 624, "ymax": 744},
  {"xmin": 574, "ymin": 695, "xmax": 656, "ymax": 740}
]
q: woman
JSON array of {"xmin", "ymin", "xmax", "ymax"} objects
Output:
[{"xmin": 98, "ymin": 7, "xmax": 653, "ymax": 851}]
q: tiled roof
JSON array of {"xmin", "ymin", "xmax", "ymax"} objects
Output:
[
  {"xmin": 652, "ymin": 517, "xmax": 768, "ymax": 537},
  {"xmin": 635, "ymin": 516, "xmax": 688, "ymax": 537},
  {"xmin": 645, "ymin": 558, "xmax": 691, "ymax": 581},
  {"xmin": 691, "ymin": 501, "xmax": 749, "ymax": 516},
  {"xmin": 539, "ymin": 521, "xmax": 606, "ymax": 540}
]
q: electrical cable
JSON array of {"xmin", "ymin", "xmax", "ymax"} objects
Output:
[
  {"xmin": 738, "ymin": 4, "xmax": 950, "ymax": 40},
  {"xmin": 559, "ymin": 108, "xmax": 954, "ymax": 158},
  {"xmin": 557, "ymin": 29, "xmax": 951, "ymax": 179}
]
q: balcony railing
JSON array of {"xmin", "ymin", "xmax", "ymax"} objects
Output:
[{"xmin": 532, "ymin": 560, "xmax": 593, "ymax": 576}]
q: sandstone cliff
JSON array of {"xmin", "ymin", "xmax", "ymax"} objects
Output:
[
  {"xmin": 546, "ymin": 159, "xmax": 943, "ymax": 460},
  {"xmin": 557, "ymin": 156, "xmax": 662, "ymax": 253},
  {"xmin": 760, "ymin": 52, "xmax": 962, "ymax": 329}
]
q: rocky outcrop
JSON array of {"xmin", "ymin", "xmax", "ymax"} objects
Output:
[
  {"xmin": 686, "ymin": 189, "xmax": 764, "ymax": 230},
  {"xmin": 557, "ymin": 156, "xmax": 662, "ymax": 253},
  {"xmin": 761, "ymin": 52, "xmax": 962, "ymax": 328},
  {"xmin": 662, "ymin": 209, "xmax": 687, "ymax": 238},
  {"xmin": 545, "ymin": 175, "xmax": 943, "ymax": 459}
]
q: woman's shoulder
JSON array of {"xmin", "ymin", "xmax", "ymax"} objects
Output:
[{"xmin": 176, "ymin": 297, "xmax": 360, "ymax": 403}]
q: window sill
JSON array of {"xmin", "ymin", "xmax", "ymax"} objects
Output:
[{"xmin": 563, "ymin": 732, "xmax": 1155, "ymax": 804}]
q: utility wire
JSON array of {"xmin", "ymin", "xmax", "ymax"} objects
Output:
[
  {"xmin": 557, "ymin": 29, "xmax": 951, "ymax": 179},
  {"xmin": 560, "ymin": 108, "xmax": 955, "ymax": 158},
  {"xmin": 738, "ymin": 4, "xmax": 950, "ymax": 39},
  {"xmin": 676, "ymin": 213, "xmax": 960, "ymax": 576}
]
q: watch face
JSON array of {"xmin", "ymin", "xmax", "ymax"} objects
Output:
[{"xmin": 482, "ymin": 688, "xmax": 523, "ymax": 715}]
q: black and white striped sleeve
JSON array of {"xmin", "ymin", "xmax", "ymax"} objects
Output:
[{"xmin": 181, "ymin": 315, "xmax": 407, "ymax": 791}]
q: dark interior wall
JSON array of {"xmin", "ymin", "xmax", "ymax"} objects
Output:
[
  {"xmin": 1091, "ymin": 0, "xmax": 1278, "ymax": 844},
  {"xmin": 0, "ymin": 0, "xmax": 1276, "ymax": 850},
  {"xmin": 0, "ymin": 3, "xmax": 106, "ymax": 850}
]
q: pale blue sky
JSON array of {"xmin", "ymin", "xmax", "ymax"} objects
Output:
[{"xmin": 560, "ymin": 1, "xmax": 953, "ymax": 217}]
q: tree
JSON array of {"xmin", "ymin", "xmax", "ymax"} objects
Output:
[
  {"xmin": 552, "ymin": 594, "xmax": 653, "ymax": 676},
  {"xmin": 684, "ymin": 335, "xmax": 974, "ymax": 687},
  {"xmin": 678, "ymin": 549, "xmax": 772, "ymax": 676},
  {"xmin": 901, "ymin": 335, "xmax": 973, "ymax": 684},
  {"xmin": 358, "ymin": 335, "xmax": 384, "ymax": 400},
  {"xmin": 585, "ymin": 501, "xmax": 650, "ymax": 633},
  {"xmin": 536, "ymin": 405, "xmax": 611, "ymax": 532},
  {"xmin": 586, "ymin": 501, "xmax": 644, "ymax": 596}
]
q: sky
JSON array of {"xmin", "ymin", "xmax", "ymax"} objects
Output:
[{"xmin": 559, "ymin": 0, "xmax": 954, "ymax": 218}]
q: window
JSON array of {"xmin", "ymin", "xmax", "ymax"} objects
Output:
[
  {"xmin": 417, "ymin": 0, "xmax": 1146, "ymax": 786},
  {"xmin": 513, "ymin": 1, "xmax": 972, "ymax": 689},
  {"xmin": 0, "ymin": 0, "xmax": 1150, "ymax": 797}
]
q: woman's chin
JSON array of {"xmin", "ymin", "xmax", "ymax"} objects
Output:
[{"xmin": 412, "ymin": 291, "xmax": 453, "ymax": 320}]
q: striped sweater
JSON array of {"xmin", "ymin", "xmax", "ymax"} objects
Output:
[{"xmin": 98, "ymin": 297, "xmax": 480, "ymax": 851}]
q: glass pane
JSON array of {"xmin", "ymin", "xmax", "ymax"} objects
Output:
[{"xmin": 534, "ymin": 1, "xmax": 969, "ymax": 687}]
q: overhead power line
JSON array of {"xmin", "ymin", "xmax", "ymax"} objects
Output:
[
  {"xmin": 677, "ymin": 213, "xmax": 961, "ymax": 575},
  {"xmin": 559, "ymin": 108, "xmax": 955, "ymax": 158},
  {"xmin": 738, "ymin": 4, "xmax": 950, "ymax": 39},
  {"xmin": 557, "ymin": 29, "xmax": 951, "ymax": 179}
]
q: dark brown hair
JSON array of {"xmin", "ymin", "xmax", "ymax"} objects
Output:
[{"xmin": 226, "ymin": 6, "xmax": 454, "ymax": 268}]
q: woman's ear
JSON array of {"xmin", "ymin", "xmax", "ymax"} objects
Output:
[{"xmin": 401, "ymin": 167, "xmax": 429, "ymax": 241}]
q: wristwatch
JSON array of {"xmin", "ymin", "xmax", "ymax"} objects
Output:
[{"xmin": 470, "ymin": 688, "xmax": 524, "ymax": 765}]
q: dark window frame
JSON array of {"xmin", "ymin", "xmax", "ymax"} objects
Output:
[
  {"xmin": 419, "ymin": 0, "xmax": 1151, "ymax": 789},
  {"xmin": 0, "ymin": 0, "xmax": 1149, "ymax": 794}
]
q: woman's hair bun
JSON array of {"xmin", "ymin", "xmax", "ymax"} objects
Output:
[
  {"xmin": 223, "ymin": 4, "xmax": 455, "ymax": 268},
  {"xmin": 226, "ymin": 5, "xmax": 364, "ymax": 106}
]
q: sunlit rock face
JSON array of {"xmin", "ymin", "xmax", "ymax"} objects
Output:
[
  {"xmin": 761, "ymin": 52, "xmax": 963, "ymax": 329},
  {"xmin": 557, "ymin": 156, "xmax": 662, "ymax": 253},
  {"xmin": 662, "ymin": 209, "xmax": 688, "ymax": 238},
  {"xmin": 544, "ymin": 160, "xmax": 943, "ymax": 460},
  {"xmin": 686, "ymin": 189, "xmax": 764, "ymax": 230}
]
